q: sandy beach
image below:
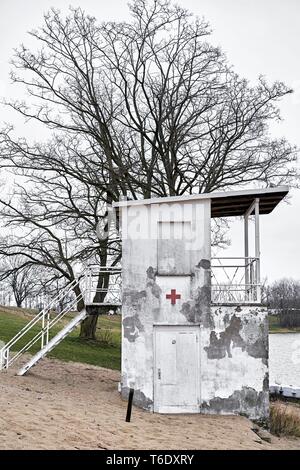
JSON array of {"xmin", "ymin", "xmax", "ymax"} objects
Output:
[{"xmin": 0, "ymin": 356, "xmax": 299, "ymax": 450}]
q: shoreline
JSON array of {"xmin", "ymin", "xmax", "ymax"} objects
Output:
[{"xmin": 269, "ymin": 328, "xmax": 300, "ymax": 334}]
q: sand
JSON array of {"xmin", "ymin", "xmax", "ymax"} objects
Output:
[{"xmin": 0, "ymin": 356, "xmax": 299, "ymax": 450}]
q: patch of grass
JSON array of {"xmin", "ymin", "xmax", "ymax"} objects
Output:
[
  {"xmin": 0, "ymin": 308, "xmax": 121, "ymax": 370},
  {"xmin": 269, "ymin": 314, "xmax": 300, "ymax": 334},
  {"xmin": 270, "ymin": 402, "xmax": 300, "ymax": 437},
  {"xmin": 97, "ymin": 328, "xmax": 114, "ymax": 346}
]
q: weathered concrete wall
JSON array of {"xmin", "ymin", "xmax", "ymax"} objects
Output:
[
  {"xmin": 120, "ymin": 200, "xmax": 268, "ymax": 421},
  {"xmin": 120, "ymin": 200, "xmax": 211, "ymax": 410},
  {"xmin": 200, "ymin": 304, "xmax": 269, "ymax": 421}
]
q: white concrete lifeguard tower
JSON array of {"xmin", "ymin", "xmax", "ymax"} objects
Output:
[
  {"xmin": 0, "ymin": 185, "xmax": 289, "ymax": 422},
  {"xmin": 113, "ymin": 186, "xmax": 288, "ymax": 421}
]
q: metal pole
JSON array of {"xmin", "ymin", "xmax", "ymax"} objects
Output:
[
  {"xmin": 41, "ymin": 312, "xmax": 45, "ymax": 349},
  {"xmin": 84, "ymin": 271, "xmax": 88, "ymax": 304},
  {"xmin": 255, "ymin": 198, "xmax": 261, "ymax": 302},
  {"xmin": 88, "ymin": 269, "xmax": 92, "ymax": 304},
  {"xmin": 126, "ymin": 388, "xmax": 134, "ymax": 422},
  {"xmin": 5, "ymin": 348, "xmax": 9, "ymax": 369},
  {"xmin": 46, "ymin": 309, "xmax": 50, "ymax": 345},
  {"xmin": 244, "ymin": 214, "xmax": 249, "ymax": 301}
]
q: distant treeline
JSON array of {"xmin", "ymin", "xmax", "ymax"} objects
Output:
[
  {"xmin": 277, "ymin": 309, "xmax": 300, "ymax": 328},
  {"xmin": 265, "ymin": 278, "xmax": 300, "ymax": 328}
]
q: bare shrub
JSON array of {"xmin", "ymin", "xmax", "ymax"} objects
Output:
[
  {"xmin": 270, "ymin": 402, "xmax": 300, "ymax": 437},
  {"xmin": 98, "ymin": 329, "xmax": 114, "ymax": 346}
]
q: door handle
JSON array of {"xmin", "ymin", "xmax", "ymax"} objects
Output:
[{"xmin": 158, "ymin": 368, "xmax": 161, "ymax": 380}]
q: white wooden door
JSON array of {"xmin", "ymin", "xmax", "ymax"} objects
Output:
[{"xmin": 154, "ymin": 326, "xmax": 200, "ymax": 413}]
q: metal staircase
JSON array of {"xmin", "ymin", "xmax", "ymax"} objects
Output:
[
  {"xmin": 17, "ymin": 309, "xmax": 88, "ymax": 376},
  {"xmin": 0, "ymin": 266, "xmax": 121, "ymax": 376}
]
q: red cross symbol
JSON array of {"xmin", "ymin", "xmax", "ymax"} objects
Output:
[{"xmin": 166, "ymin": 289, "xmax": 181, "ymax": 305}]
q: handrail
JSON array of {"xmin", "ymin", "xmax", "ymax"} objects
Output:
[
  {"xmin": 211, "ymin": 256, "xmax": 261, "ymax": 303},
  {"xmin": 5, "ymin": 293, "xmax": 84, "ymax": 369},
  {"xmin": 0, "ymin": 279, "xmax": 83, "ymax": 369},
  {"xmin": 0, "ymin": 265, "xmax": 122, "ymax": 370},
  {"xmin": 2, "ymin": 278, "xmax": 78, "ymax": 351}
]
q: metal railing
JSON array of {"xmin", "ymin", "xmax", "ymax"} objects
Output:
[
  {"xmin": 0, "ymin": 278, "xmax": 84, "ymax": 370},
  {"xmin": 83, "ymin": 265, "xmax": 121, "ymax": 306},
  {"xmin": 211, "ymin": 257, "xmax": 261, "ymax": 304},
  {"xmin": 0, "ymin": 265, "xmax": 122, "ymax": 371}
]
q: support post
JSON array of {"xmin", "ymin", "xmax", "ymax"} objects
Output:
[
  {"xmin": 85, "ymin": 269, "xmax": 92, "ymax": 304},
  {"xmin": 41, "ymin": 312, "xmax": 45, "ymax": 349},
  {"xmin": 126, "ymin": 388, "xmax": 134, "ymax": 422},
  {"xmin": 5, "ymin": 348, "xmax": 9, "ymax": 369},
  {"xmin": 244, "ymin": 213, "xmax": 249, "ymax": 300},
  {"xmin": 254, "ymin": 198, "xmax": 261, "ymax": 302},
  {"xmin": 46, "ymin": 309, "xmax": 50, "ymax": 345}
]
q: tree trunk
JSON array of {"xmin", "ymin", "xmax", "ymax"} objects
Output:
[
  {"xmin": 13, "ymin": 290, "xmax": 22, "ymax": 308},
  {"xmin": 79, "ymin": 231, "xmax": 110, "ymax": 340},
  {"xmin": 79, "ymin": 268, "xmax": 109, "ymax": 339},
  {"xmin": 79, "ymin": 314, "xmax": 98, "ymax": 340},
  {"xmin": 75, "ymin": 283, "xmax": 85, "ymax": 312}
]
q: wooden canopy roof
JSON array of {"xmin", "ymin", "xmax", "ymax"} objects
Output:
[{"xmin": 113, "ymin": 186, "xmax": 289, "ymax": 218}]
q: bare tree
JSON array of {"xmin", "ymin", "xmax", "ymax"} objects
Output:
[
  {"xmin": 0, "ymin": 256, "xmax": 38, "ymax": 307},
  {"xmin": 267, "ymin": 278, "xmax": 300, "ymax": 310},
  {"xmin": 0, "ymin": 0, "xmax": 297, "ymax": 338},
  {"xmin": 1, "ymin": 2, "xmax": 296, "ymax": 195},
  {"xmin": 0, "ymin": 174, "xmax": 120, "ymax": 338}
]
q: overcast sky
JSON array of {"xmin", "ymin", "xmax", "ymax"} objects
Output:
[{"xmin": 0, "ymin": 0, "xmax": 299, "ymax": 282}]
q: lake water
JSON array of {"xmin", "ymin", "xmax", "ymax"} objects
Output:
[{"xmin": 269, "ymin": 333, "xmax": 300, "ymax": 387}]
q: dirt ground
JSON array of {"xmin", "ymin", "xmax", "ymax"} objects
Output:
[{"xmin": 0, "ymin": 356, "xmax": 299, "ymax": 450}]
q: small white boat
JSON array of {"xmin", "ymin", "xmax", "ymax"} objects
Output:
[{"xmin": 270, "ymin": 384, "xmax": 300, "ymax": 399}]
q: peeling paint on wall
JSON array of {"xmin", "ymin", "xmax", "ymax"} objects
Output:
[
  {"xmin": 263, "ymin": 372, "xmax": 269, "ymax": 392},
  {"xmin": 121, "ymin": 386, "xmax": 153, "ymax": 411},
  {"xmin": 180, "ymin": 302, "xmax": 195, "ymax": 322},
  {"xmin": 146, "ymin": 266, "xmax": 162, "ymax": 299},
  {"xmin": 123, "ymin": 314, "xmax": 144, "ymax": 342},
  {"xmin": 201, "ymin": 386, "xmax": 269, "ymax": 420},
  {"xmin": 204, "ymin": 312, "xmax": 268, "ymax": 364},
  {"xmin": 200, "ymin": 305, "xmax": 268, "ymax": 420},
  {"xmin": 180, "ymin": 286, "xmax": 212, "ymax": 326},
  {"xmin": 123, "ymin": 288, "xmax": 147, "ymax": 305},
  {"xmin": 197, "ymin": 259, "xmax": 211, "ymax": 270},
  {"xmin": 179, "ymin": 266, "xmax": 213, "ymax": 326}
]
